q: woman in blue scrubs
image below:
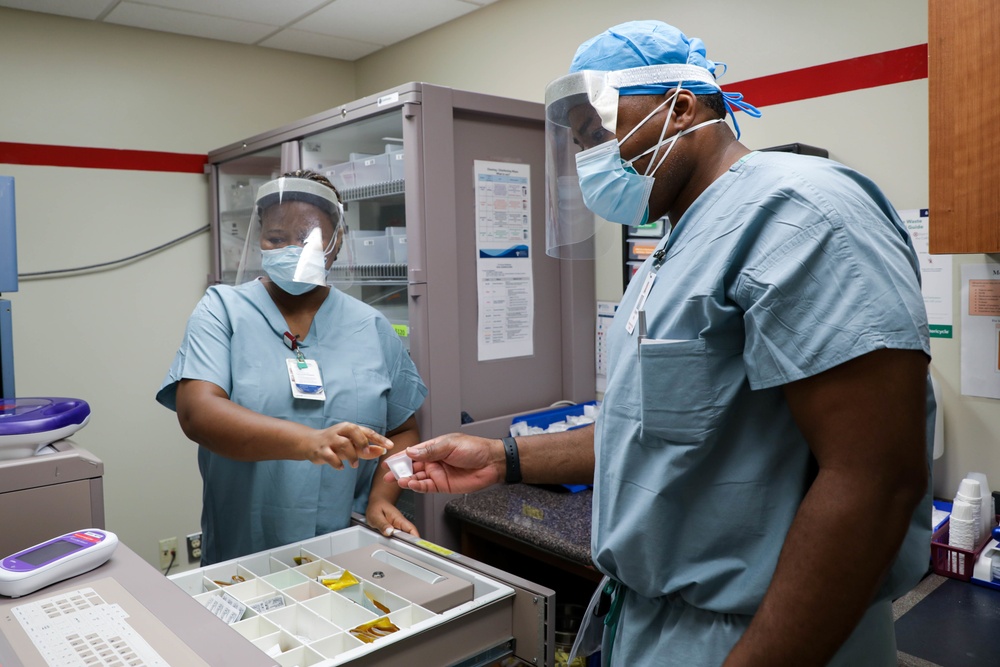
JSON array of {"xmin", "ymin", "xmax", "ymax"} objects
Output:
[{"xmin": 157, "ymin": 170, "xmax": 427, "ymax": 565}]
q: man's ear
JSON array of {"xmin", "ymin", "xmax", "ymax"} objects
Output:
[{"xmin": 669, "ymin": 90, "xmax": 699, "ymax": 130}]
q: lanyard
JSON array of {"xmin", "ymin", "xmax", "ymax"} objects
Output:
[
  {"xmin": 625, "ymin": 245, "xmax": 666, "ymax": 337},
  {"xmin": 282, "ymin": 331, "xmax": 308, "ymax": 369}
]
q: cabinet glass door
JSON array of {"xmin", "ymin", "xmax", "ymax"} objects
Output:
[
  {"xmin": 215, "ymin": 146, "xmax": 283, "ymax": 285},
  {"xmin": 299, "ymin": 112, "xmax": 409, "ymax": 350}
]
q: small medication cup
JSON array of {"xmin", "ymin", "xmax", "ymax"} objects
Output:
[{"xmin": 386, "ymin": 451, "xmax": 414, "ymax": 480}]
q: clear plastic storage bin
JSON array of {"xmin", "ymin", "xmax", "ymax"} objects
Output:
[
  {"xmin": 351, "ymin": 231, "xmax": 391, "ymax": 264},
  {"xmin": 388, "ymin": 151, "xmax": 405, "ymax": 181},
  {"xmin": 386, "ymin": 227, "xmax": 408, "ymax": 264},
  {"xmin": 325, "ymin": 163, "xmax": 356, "ymax": 192},
  {"xmin": 354, "ymin": 155, "xmax": 390, "ymax": 187}
]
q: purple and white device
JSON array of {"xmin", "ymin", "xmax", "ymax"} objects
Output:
[
  {"xmin": 0, "ymin": 529, "xmax": 118, "ymax": 598},
  {"xmin": 0, "ymin": 397, "xmax": 91, "ymax": 460}
]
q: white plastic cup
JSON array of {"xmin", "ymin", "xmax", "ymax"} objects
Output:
[
  {"xmin": 958, "ymin": 478, "xmax": 982, "ymax": 499},
  {"xmin": 951, "ymin": 500, "xmax": 975, "ymax": 521},
  {"xmin": 385, "ymin": 451, "xmax": 414, "ymax": 480}
]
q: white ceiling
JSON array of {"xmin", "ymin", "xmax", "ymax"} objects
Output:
[{"xmin": 0, "ymin": 0, "xmax": 500, "ymax": 61}]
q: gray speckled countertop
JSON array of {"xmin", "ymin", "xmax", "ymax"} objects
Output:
[{"xmin": 445, "ymin": 484, "xmax": 594, "ymax": 566}]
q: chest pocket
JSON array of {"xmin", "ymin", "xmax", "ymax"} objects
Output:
[{"xmin": 638, "ymin": 338, "xmax": 742, "ymax": 445}]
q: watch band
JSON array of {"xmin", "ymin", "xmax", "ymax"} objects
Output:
[{"xmin": 502, "ymin": 437, "xmax": 522, "ymax": 484}]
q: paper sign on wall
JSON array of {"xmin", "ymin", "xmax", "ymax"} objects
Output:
[
  {"xmin": 474, "ymin": 160, "xmax": 534, "ymax": 361},
  {"xmin": 900, "ymin": 209, "xmax": 953, "ymax": 338},
  {"xmin": 960, "ymin": 261, "xmax": 1000, "ymax": 399}
]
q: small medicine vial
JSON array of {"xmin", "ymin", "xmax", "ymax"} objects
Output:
[{"xmin": 385, "ymin": 451, "xmax": 414, "ymax": 480}]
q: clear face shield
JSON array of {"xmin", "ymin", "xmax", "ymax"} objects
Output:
[
  {"xmin": 544, "ymin": 64, "xmax": 721, "ymax": 259},
  {"xmin": 234, "ymin": 177, "xmax": 349, "ymax": 293}
]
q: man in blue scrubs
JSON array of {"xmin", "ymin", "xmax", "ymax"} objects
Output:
[{"xmin": 391, "ymin": 20, "xmax": 933, "ymax": 667}]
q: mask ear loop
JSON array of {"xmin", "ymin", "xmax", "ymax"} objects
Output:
[
  {"xmin": 640, "ymin": 80, "xmax": 684, "ymax": 177},
  {"xmin": 616, "ymin": 80, "xmax": 681, "ymax": 156}
]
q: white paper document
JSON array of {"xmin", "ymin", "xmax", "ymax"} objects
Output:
[
  {"xmin": 900, "ymin": 208, "xmax": 953, "ymax": 338},
  {"xmin": 474, "ymin": 160, "xmax": 534, "ymax": 361},
  {"xmin": 960, "ymin": 262, "xmax": 1000, "ymax": 399}
]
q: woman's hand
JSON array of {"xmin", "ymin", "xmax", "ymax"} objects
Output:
[
  {"xmin": 304, "ymin": 422, "xmax": 393, "ymax": 469},
  {"xmin": 365, "ymin": 496, "xmax": 419, "ymax": 537}
]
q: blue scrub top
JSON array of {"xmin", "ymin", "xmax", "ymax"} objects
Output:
[
  {"xmin": 157, "ymin": 280, "xmax": 427, "ymax": 564},
  {"xmin": 596, "ymin": 151, "xmax": 933, "ymax": 665}
]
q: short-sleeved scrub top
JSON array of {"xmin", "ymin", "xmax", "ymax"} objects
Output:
[
  {"xmin": 157, "ymin": 279, "xmax": 427, "ymax": 565},
  {"xmin": 596, "ymin": 151, "xmax": 933, "ymax": 666}
]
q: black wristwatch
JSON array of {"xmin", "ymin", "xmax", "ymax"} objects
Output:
[{"xmin": 502, "ymin": 437, "xmax": 522, "ymax": 484}]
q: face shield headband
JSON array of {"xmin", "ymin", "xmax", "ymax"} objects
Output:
[
  {"xmin": 544, "ymin": 64, "xmax": 760, "ymax": 259},
  {"xmin": 234, "ymin": 177, "xmax": 347, "ymax": 291}
]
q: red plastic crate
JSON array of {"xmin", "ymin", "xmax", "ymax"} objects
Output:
[{"xmin": 930, "ymin": 515, "xmax": 998, "ymax": 581}]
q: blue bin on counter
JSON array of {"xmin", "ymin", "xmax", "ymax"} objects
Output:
[{"xmin": 509, "ymin": 401, "xmax": 599, "ymax": 493}]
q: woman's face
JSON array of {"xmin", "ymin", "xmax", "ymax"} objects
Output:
[{"xmin": 259, "ymin": 201, "xmax": 335, "ymax": 251}]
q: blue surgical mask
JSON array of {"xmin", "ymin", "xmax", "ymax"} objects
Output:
[
  {"xmin": 575, "ymin": 86, "xmax": 724, "ymax": 227},
  {"xmin": 575, "ymin": 141, "xmax": 655, "ymax": 227},
  {"xmin": 261, "ymin": 246, "xmax": 320, "ymax": 295}
]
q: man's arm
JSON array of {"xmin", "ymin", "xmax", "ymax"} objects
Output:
[
  {"xmin": 389, "ymin": 423, "xmax": 595, "ymax": 493},
  {"xmin": 724, "ymin": 348, "xmax": 929, "ymax": 666}
]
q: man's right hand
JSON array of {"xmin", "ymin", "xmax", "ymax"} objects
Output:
[{"xmin": 383, "ymin": 433, "xmax": 505, "ymax": 493}]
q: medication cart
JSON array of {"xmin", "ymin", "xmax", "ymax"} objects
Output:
[{"xmin": 167, "ymin": 525, "xmax": 556, "ymax": 666}]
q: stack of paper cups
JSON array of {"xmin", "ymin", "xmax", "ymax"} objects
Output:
[
  {"xmin": 966, "ymin": 472, "xmax": 994, "ymax": 538},
  {"xmin": 956, "ymin": 478, "xmax": 984, "ymax": 543},
  {"xmin": 949, "ymin": 499, "xmax": 978, "ymax": 571}
]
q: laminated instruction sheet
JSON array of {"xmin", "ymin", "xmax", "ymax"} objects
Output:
[{"xmin": 473, "ymin": 160, "xmax": 534, "ymax": 361}]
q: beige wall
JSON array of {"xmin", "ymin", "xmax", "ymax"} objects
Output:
[
  {"xmin": 0, "ymin": 0, "xmax": 994, "ymax": 571},
  {"xmin": 0, "ymin": 7, "xmax": 356, "ymax": 571}
]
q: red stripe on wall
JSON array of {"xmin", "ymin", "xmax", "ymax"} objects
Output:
[
  {"xmin": 0, "ymin": 142, "xmax": 206, "ymax": 174},
  {"xmin": 0, "ymin": 45, "xmax": 928, "ymax": 172},
  {"xmin": 723, "ymin": 44, "xmax": 928, "ymax": 109}
]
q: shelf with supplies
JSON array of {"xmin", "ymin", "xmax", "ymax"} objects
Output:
[{"xmin": 622, "ymin": 217, "xmax": 669, "ymax": 287}]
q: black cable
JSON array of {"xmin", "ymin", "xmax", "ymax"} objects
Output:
[
  {"xmin": 17, "ymin": 225, "xmax": 210, "ymax": 279},
  {"xmin": 163, "ymin": 549, "xmax": 177, "ymax": 576}
]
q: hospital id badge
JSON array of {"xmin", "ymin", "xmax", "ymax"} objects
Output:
[
  {"xmin": 287, "ymin": 358, "xmax": 326, "ymax": 400},
  {"xmin": 625, "ymin": 271, "xmax": 657, "ymax": 335}
]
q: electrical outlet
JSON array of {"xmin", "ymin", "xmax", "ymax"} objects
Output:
[
  {"xmin": 158, "ymin": 537, "xmax": 178, "ymax": 570},
  {"xmin": 186, "ymin": 532, "xmax": 202, "ymax": 563}
]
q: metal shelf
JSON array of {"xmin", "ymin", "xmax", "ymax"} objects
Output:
[
  {"xmin": 329, "ymin": 263, "xmax": 407, "ymax": 284},
  {"xmin": 340, "ymin": 179, "xmax": 404, "ymax": 202}
]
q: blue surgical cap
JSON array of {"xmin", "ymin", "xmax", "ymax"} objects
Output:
[
  {"xmin": 567, "ymin": 19, "xmax": 762, "ymax": 137},
  {"xmin": 570, "ymin": 20, "xmax": 722, "ymax": 97}
]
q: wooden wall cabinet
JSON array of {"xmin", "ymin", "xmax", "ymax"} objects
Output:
[{"xmin": 929, "ymin": 0, "xmax": 1000, "ymax": 254}]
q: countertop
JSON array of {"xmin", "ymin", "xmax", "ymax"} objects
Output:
[{"xmin": 445, "ymin": 483, "xmax": 593, "ymax": 567}]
